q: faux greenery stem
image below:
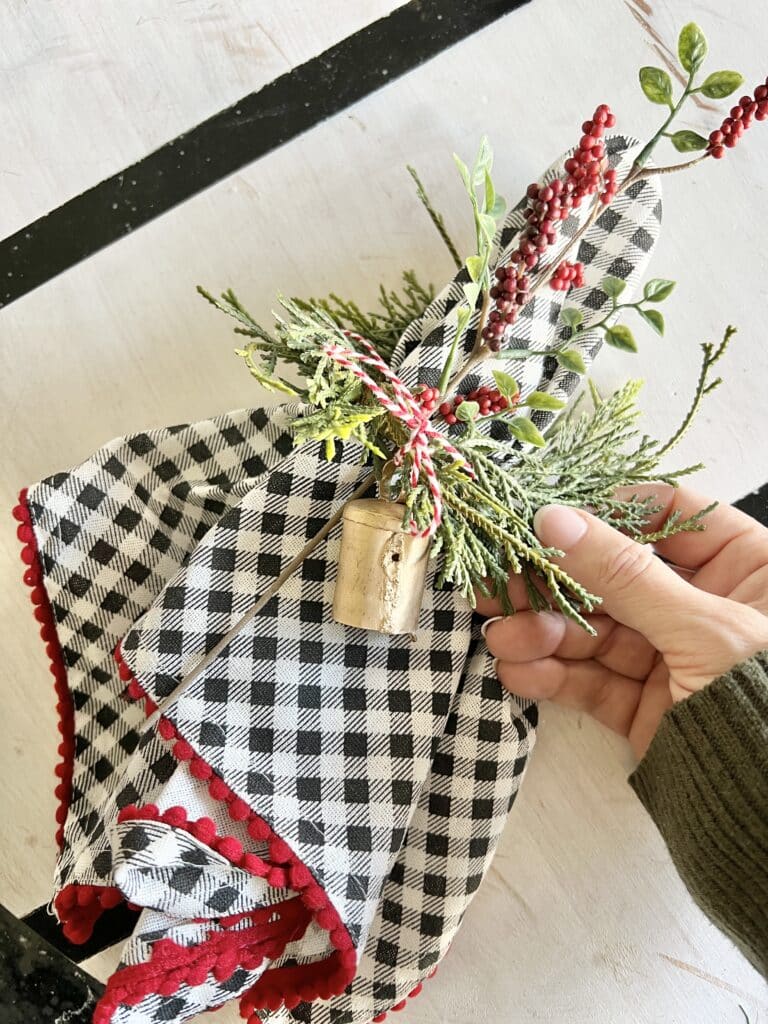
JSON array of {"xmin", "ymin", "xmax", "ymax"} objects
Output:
[
  {"xmin": 407, "ymin": 165, "xmax": 463, "ymax": 270},
  {"xmin": 633, "ymin": 67, "xmax": 696, "ymax": 168},
  {"xmin": 442, "ymin": 290, "xmax": 492, "ymax": 396},
  {"xmin": 654, "ymin": 325, "xmax": 734, "ymax": 457},
  {"xmin": 634, "ymin": 154, "xmax": 709, "ymax": 176}
]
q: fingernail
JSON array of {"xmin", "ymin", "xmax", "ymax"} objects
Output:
[
  {"xmin": 492, "ymin": 658, "xmax": 500, "ymax": 676},
  {"xmin": 533, "ymin": 504, "xmax": 588, "ymax": 550},
  {"xmin": 481, "ymin": 616, "xmax": 503, "ymax": 638}
]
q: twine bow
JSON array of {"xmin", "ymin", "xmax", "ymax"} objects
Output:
[{"xmin": 321, "ymin": 333, "xmax": 472, "ymax": 537}]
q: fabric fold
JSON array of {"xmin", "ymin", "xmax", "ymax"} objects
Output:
[{"xmin": 114, "ymin": 436, "xmax": 475, "ymax": 1010}]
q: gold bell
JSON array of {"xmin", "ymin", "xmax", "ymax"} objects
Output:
[{"xmin": 332, "ymin": 499, "xmax": 431, "ymax": 635}]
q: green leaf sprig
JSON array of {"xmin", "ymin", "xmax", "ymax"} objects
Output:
[
  {"xmin": 559, "ymin": 274, "xmax": 676, "ymax": 353},
  {"xmin": 634, "ymin": 22, "xmax": 744, "ymax": 166},
  {"xmin": 437, "ymin": 138, "xmax": 508, "ymax": 393}
]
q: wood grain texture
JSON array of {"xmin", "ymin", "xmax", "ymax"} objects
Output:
[{"xmin": 1, "ymin": 0, "xmax": 767, "ymax": 1021}]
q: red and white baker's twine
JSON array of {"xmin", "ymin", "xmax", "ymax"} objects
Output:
[{"xmin": 322, "ymin": 333, "xmax": 472, "ymax": 537}]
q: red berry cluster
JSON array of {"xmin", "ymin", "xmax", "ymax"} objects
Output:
[
  {"xmin": 601, "ymin": 166, "xmax": 619, "ymax": 204},
  {"xmin": 414, "ymin": 386, "xmax": 440, "ymax": 412},
  {"xmin": 708, "ymin": 81, "xmax": 768, "ymax": 158},
  {"xmin": 564, "ymin": 104, "xmax": 617, "ymax": 205},
  {"xmin": 550, "ymin": 260, "xmax": 585, "ymax": 291},
  {"xmin": 438, "ymin": 385, "xmax": 519, "ymax": 425},
  {"xmin": 480, "ymin": 104, "xmax": 616, "ymax": 352},
  {"xmin": 484, "ymin": 266, "xmax": 530, "ymax": 350}
]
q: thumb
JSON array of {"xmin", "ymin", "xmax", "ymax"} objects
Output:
[{"xmin": 533, "ymin": 503, "xmax": 705, "ymax": 650}]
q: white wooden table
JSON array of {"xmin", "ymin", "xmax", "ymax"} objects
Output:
[{"xmin": 1, "ymin": 1, "xmax": 767, "ymax": 1020}]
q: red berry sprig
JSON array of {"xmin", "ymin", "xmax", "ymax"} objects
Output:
[
  {"xmin": 480, "ymin": 104, "xmax": 616, "ymax": 352},
  {"xmin": 414, "ymin": 386, "xmax": 440, "ymax": 412},
  {"xmin": 550, "ymin": 260, "xmax": 585, "ymax": 291},
  {"xmin": 563, "ymin": 104, "xmax": 617, "ymax": 206},
  {"xmin": 707, "ymin": 80, "xmax": 768, "ymax": 158},
  {"xmin": 485, "ymin": 266, "xmax": 530, "ymax": 350},
  {"xmin": 438, "ymin": 385, "xmax": 520, "ymax": 425},
  {"xmin": 600, "ymin": 167, "xmax": 619, "ymax": 204}
]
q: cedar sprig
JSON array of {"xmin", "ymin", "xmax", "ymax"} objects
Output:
[
  {"xmin": 198, "ymin": 255, "xmax": 733, "ymax": 634},
  {"xmin": 407, "ymin": 165, "xmax": 463, "ymax": 270},
  {"xmin": 293, "ymin": 269, "xmax": 435, "ymax": 364},
  {"xmin": 427, "ymin": 328, "xmax": 733, "ymax": 627}
]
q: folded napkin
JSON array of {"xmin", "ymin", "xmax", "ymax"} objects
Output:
[{"xmin": 16, "ymin": 137, "xmax": 661, "ymax": 1024}]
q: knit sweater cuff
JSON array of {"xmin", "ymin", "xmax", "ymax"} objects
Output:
[{"xmin": 629, "ymin": 651, "xmax": 768, "ymax": 975}]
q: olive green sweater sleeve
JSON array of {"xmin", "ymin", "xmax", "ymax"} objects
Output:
[{"xmin": 629, "ymin": 652, "xmax": 768, "ymax": 978}]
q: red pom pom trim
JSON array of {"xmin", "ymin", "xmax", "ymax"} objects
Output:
[
  {"xmin": 93, "ymin": 897, "xmax": 311, "ymax": 1024},
  {"xmin": 53, "ymin": 883, "xmax": 126, "ymax": 944},
  {"xmin": 99, "ymin": 648, "xmax": 358, "ymax": 1022},
  {"xmin": 363, "ymin": 971, "xmax": 437, "ymax": 1023},
  {"xmin": 14, "ymin": 490, "xmax": 74, "ymax": 850}
]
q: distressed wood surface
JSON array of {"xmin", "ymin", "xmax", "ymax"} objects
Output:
[{"xmin": 1, "ymin": 1, "xmax": 767, "ymax": 1021}]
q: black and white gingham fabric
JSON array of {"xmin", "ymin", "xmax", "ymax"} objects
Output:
[
  {"xmin": 112, "ymin": 817, "xmax": 281, "ymax": 920},
  {"xmin": 21, "ymin": 137, "xmax": 661, "ymax": 1024},
  {"xmin": 120, "ymin": 438, "xmax": 473, "ymax": 949},
  {"xmin": 25, "ymin": 406, "xmax": 300, "ymax": 896}
]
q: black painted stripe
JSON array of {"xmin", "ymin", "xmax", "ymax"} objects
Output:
[
  {"xmin": 1, "ymin": 903, "xmax": 104, "ymax": 1015},
  {"xmin": 0, "ymin": 0, "xmax": 530, "ymax": 308},
  {"xmin": 733, "ymin": 480, "xmax": 768, "ymax": 526},
  {"xmin": 21, "ymin": 902, "xmax": 138, "ymax": 965}
]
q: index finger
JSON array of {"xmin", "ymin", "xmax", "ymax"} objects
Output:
[{"xmin": 614, "ymin": 483, "xmax": 764, "ymax": 570}]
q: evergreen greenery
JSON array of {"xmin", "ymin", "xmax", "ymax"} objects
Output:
[{"xmin": 199, "ymin": 21, "xmax": 745, "ymax": 631}]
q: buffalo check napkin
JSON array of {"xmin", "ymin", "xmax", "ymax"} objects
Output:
[{"xmin": 15, "ymin": 137, "xmax": 661, "ymax": 1024}]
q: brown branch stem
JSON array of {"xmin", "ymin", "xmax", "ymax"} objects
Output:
[
  {"xmin": 632, "ymin": 153, "xmax": 710, "ymax": 177},
  {"xmin": 442, "ymin": 290, "xmax": 492, "ymax": 396}
]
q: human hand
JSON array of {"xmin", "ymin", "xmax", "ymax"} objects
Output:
[{"xmin": 478, "ymin": 484, "xmax": 768, "ymax": 758}]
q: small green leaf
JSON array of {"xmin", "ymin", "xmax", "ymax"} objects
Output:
[
  {"xmin": 678, "ymin": 22, "xmax": 707, "ymax": 74},
  {"xmin": 509, "ymin": 416, "xmax": 546, "ymax": 447},
  {"xmin": 492, "ymin": 369, "xmax": 519, "ymax": 398},
  {"xmin": 670, "ymin": 129, "xmax": 708, "ymax": 152},
  {"xmin": 490, "ymin": 194, "xmax": 506, "ymax": 219},
  {"xmin": 453, "ymin": 153, "xmax": 471, "ymax": 190},
  {"xmin": 455, "ymin": 399, "xmax": 479, "ymax": 422},
  {"xmin": 484, "ymin": 169, "xmax": 495, "ymax": 215},
  {"xmin": 604, "ymin": 324, "xmax": 638, "ymax": 352},
  {"xmin": 462, "ymin": 281, "xmax": 480, "ymax": 305},
  {"xmin": 455, "ymin": 305, "xmax": 472, "ymax": 335},
  {"xmin": 601, "ymin": 275, "xmax": 627, "ymax": 299},
  {"xmin": 643, "ymin": 278, "xmax": 676, "ymax": 302},
  {"xmin": 524, "ymin": 391, "xmax": 567, "ymax": 411},
  {"xmin": 560, "ymin": 307, "xmax": 584, "ymax": 329},
  {"xmin": 472, "ymin": 136, "xmax": 493, "ymax": 184},
  {"xmin": 480, "ymin": 213, "xmax": 497, "ymax": 242},
  {"xmin": 637, "ymin": 308, "xmax": 665, "ymax": 336},
  {"xmin": 465, "ymin": 255, "xmax": 484, "ymax": 282},
  {"xmin": 699, "ymin": 70, "xmax": 744, "ymax": 99},
  {"xmin": 639, "ymin": 66, "xmax": 674, "ymax": 106},
  {"xmin": 556, "ymin": 348, "xmax": 586, "ymax": 374}
]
